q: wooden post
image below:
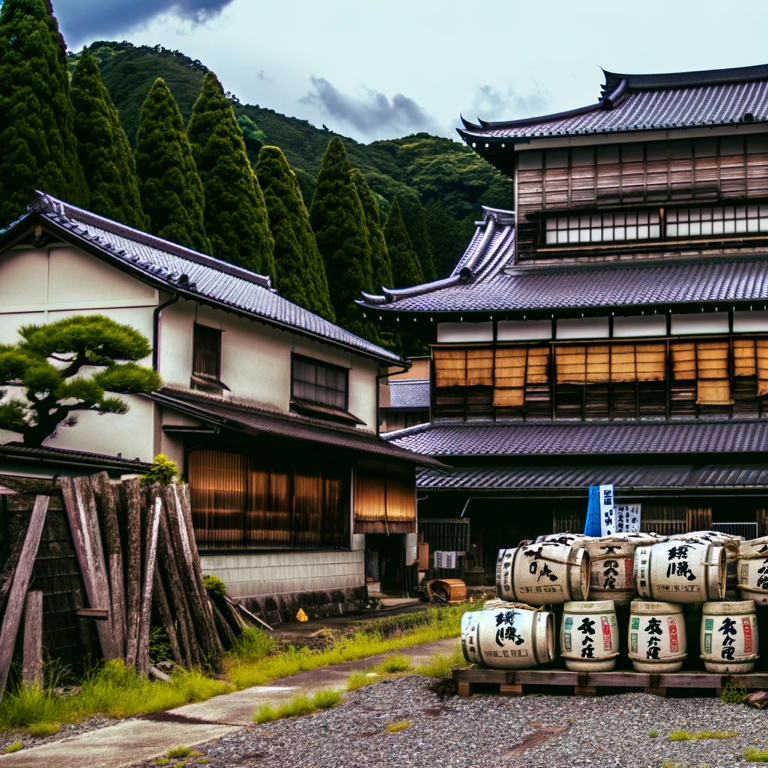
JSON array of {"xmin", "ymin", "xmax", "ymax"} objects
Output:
[
  {"xmin": 0, "ymin": 519, "xmax": 29, "ymax": 621},
  {"xmin": 152, "ymin": 569, "xmax": 183, "ymax": 666},
  {"xmin": 163, "ymin": 485, "xmax": 222, "ymax": 670},
  {"xmin": 0, "ymin": 496, "xmax": 49, "ymax": 702},
  {"xmin": 93, "ymin": 474, "xmax": 127, "ymax": 658},
  {"xmin": 137, "ymin": 492, "xmax": 162, "ymax": 677},
  {"xmin": 123, "ymin": 478, "xmax": 142, "ymax": 667},
  {"xmin": 22, "ymin": 591, "xmax": 43, "ymax": 688},
  {"xmin": 157, "ymin": 510, "xmax": 199, "ymax": 668}
]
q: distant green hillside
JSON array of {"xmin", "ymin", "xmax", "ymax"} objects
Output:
[{"xmin": 68, "ymin": 41, "xmax": 512, "ymax": 276}]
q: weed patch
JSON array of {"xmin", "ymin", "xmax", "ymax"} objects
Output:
[
  {"xmin": 346, "ymin": 670, "xmax": 377, "ymax": 691},
  {"xmin": 667, "ymin": 731, "xmax": 692, "ymax": 741},
  {"xmin": 26, "ymin": 721, "xmax": 60, "ymax": 738},
  {"xmin": 415, "ymin": 644, "xmax": 465, "ymax": 678},
  {"xmin": 385, "ymin": 720, "xmax": 410, "ymax": 733},
  {"xmin": 3, "ymin": 739, "xmax": 22, "ymax": 754},
  {"xmin": 721, "ymin": 681, "xmax": 748, "ymax": 704},
  {"xmin": 166, "ymin": 745, "xmax": 202, "ymax": 758},
  {"xmin": 254, "ymin": 688, "xmax": 342, "ymax": 724},
  {"xmin": 667, "ymin": 730, "xmax": 737, "ymax": 742},
  {"xmin": 746, "ymin": 748, "xmax": 768, "ymax": 763},
  {"xmin": 376, "ymin": 654, "xmax": 411, "ymax": 674},
  {"xmin": 227, "ymin": 604, "xmax": 467, "ymax": 690},
  {"xmin": 649, "ymin": 730, "xmax": 659, "ymax": 738}
]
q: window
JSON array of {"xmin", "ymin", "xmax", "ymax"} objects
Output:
[
  {"xmin": 192, "ymin": 324, "xmax": 226, "ymax": 391},
  {"xmin": 667, "ymin": 205, "xmax": 768, "ymax": 238},
  {"xmin": 292, "ymin": 355, "xmax": 348, "ymax": 410},
  {"xmin": 354, "ymin": 461, "xmax": 416, "ymax": 534},
  {"xmin": 188, "ymin": 448, "xmax": 349, "ymax": 550},
  {"xmin": 545, "ymin": 211, "xmax": 661, "ymax": 245}
]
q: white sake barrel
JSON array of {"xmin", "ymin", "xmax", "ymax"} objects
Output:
[
  {"xmin": 586, "ymin": 534, "xmax": 663, "ymax": 606},
  {"xmin": 628, "ymin": 599, "xmax": 687, "ymax": 672},
  {"xmin": 670, "ymin": 531, "xmax": 741, "ymax": 592},
  {"xmin": 496, "ymin": 543, "xmax": 590, "ymax": 606},
  {"xmin": 700, "ymin": 600, "xmax": 759, "ymax": 673},
  {"xmin": 634, "ymin": 540, "xmax": 725, "ymax": 604},
  {"xmin": 560, "ymin": 600, "xmax": 619, "ymax": 672},
  {"xmin": 738, "ymin": 537, "xmax": 768, "ymax": 605},
  {"xmin": 461, "ymin": 604, "xmax": 555, "ymax": 669},
  {"xmin": 535, "ymin": 532, "xmax": 593, "ymax": 548}
]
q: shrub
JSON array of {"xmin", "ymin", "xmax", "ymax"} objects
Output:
[
  {"xmin": 148, "ymin": 626, "xmax": 173, "ymax": 666},
  {"xmin": 385, "ymin": 720, "xmax": 410, "ymax": 733},
  {"xmin": 139, "ymin": 454, "xmax": 179, "ymax": 486},
  {"xmin": 203, "ymin": 575, "xmax": 227, "ymax": 597}
]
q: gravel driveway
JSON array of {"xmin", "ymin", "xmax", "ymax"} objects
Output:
[{"xmin": 160, "ymin": 676, "xmax": 768, "ymax": 768}]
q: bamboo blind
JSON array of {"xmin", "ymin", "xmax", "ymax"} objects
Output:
[
  {"xmin": 354, "ymin": 462, "xmax": 416, "ymax": 534},
  {"xmin": 493, "ymin": 346, "xmax": 550, "ymax": 406},
  {"xmin": 734, "ymin": 338, "xmax": 768, "ymax": 396},
  {"xmin": 556, "ymin": 342, "xmax": 665, "ymax": 385},
  {"xmin": 434, "ymin": 348, "xmax": 468, "ymax": 387},
  {"xmin": 672, "ymin": 340, "xmax": 732, "ymax": 405}
]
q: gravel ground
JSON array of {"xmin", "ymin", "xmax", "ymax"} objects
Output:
[
  {"xmin": 0, "ymin": 715, "xmax": 119, "ymax": 754},
  {"xmin": 136, "ymin": 676, "xmax": 768, "ymax": 768}
]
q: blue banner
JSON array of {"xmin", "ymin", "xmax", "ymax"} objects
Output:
[{"xmin": 584, "ymin": 485, "xmax": 602, "ymax": 536}]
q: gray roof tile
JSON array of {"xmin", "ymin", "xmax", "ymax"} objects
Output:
[
  {"xmin": 387, "ymin": 419, "xmax": 768, "ymax": 457},
  {"xmin": 387, "ymin": 379, "xmax": 430, "ymax": 409}
]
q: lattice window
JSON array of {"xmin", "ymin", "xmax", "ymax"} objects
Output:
[
  {"xmin": 545, "ymin": 211, "xmax": 661, "ymax": 245},
  {"xmin": 292, "ymin": 355, "xmax": 348, "ymax": 410}
]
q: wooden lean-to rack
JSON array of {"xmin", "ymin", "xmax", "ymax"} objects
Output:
[{"xmin": 453, "ymin": 667, "xmax": 768, "ymax": 698}]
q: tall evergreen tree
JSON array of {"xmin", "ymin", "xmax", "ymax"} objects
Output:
[
  {"xmin": 135, "ymin": 78, "xmax": 211, "ymax": 253},
  {"xmin": 310, "ymin": 137, "xmax": 377, "ymax": 338},
  {"xmin": 188, "ymin": 72, "xmax": 275, "ymax": 275},
  {"xmin": 399, "ymin": 197, "xmax": 437, "ymax": 282},
  {"xmin": 385, "ymin": 197, "xmax": 423, "ymax": 289},
  {"xmin": 71, "ymin": 49, "xmax": 149, "ymax": 230},
  {"xmin": 425, "ymin": 198, "xmax": 465, "ymax": 278},
  {"xmin": 0, "ymin": 0, "xmax": 89, "ymax": 223},
  {"xmin": 256, "ymin": 146, "xmax": 335, "ymax": 320},
  {"xmin": 351, "ymin": 169, "xmax": 393, "ymax": 292}
]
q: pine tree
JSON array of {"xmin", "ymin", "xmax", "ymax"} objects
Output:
[
  {"xmin": 399, "ymin": 196, "xmax": 437, "ymax": 282},
  {"xmin": 0, "ymin": 0, "xmax": 89, "ymax": 223},
  {"xmin": 135, "ymin": 78, "xmax": 211, "ymax": 253},
  {"xmin": 351, "ymin": 169, "xmax": 393, "ymax": 292},
  {"xmin": 188, "ymin": 72, "xmax": 275, "ymax": 275},
  {"xmin": 256, "ymin": 146, "xmax": 335, "ymax": 320},
  {"xmin": 425, "ymin": 198, "xmax": 465, "ymax": 278},
  {"xmin": 385, "ymin": 197, "xmax": 423, "ymax": 289},
  {"xmin": 71, "ymin": 49, "xmax": 149, "ymax": 230},
  {"xmin": 310, "ymin": 137, "xmax": 377, "ymax": 338}
]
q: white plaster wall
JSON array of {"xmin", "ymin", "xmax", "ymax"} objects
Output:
[
  {"xmin": 497, "ymin": 319, "xmax": 552, "ymax": 341},
  {"xmin": 200, "ymin": 550, "xmax": 365, "ymax": 599},
  {"xmin": 613, "ymin": 315, "xmax": 667, "ymax": 338},
  {"xmin": 671, "ymin": 312, "xmax": 729, "ymax": 335},
  {"xmin": 557, "ymin": 317, "xmax": 610, "ymax": 339},
  {"xmin": 437, "ymin": 322, "xmax": 493, "ymax": 343},
  {"xmin": 734, "ymin": 311, "xmax": 768, "ymax": 332}
]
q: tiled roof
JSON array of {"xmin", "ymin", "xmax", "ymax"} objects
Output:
[
  {"xmin": 387, "ymin": 379, "xmax": 430, "ymax": 410},
  {"xmin": 150, "ymin": 387, "xmax": 446, "ymax": 468},
  {"xmin": 0, "ymin": 442, "xmax": 152, "ymax": 471},
  {"xmin": 359, "ymin": 208, "xmax": 768, "ymax": 315},
  {"xmin": 459, "ymin": 64, "xmax": 768, "ymax": 142},
  {"xmin": 386, "ymin": 419, "xmax": 768, "ymax": 457},
  {"xmin": 2, "ymin": 193, "xmax": 402, "ymax": 365},
  {"xmin": 416, "ymin": 463, "xmax": 768, "ymax": 492}
]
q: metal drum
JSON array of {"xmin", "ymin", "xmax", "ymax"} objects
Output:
[
  {"xmin": 560, "ymin": 600, "xmax": 619, "ymax": 672},
  {"xmin": 461, "ymin": 604, "xmax": 555, "ymax": 669},
  {"xmin": 634, "ymin": 540, "xmax": 726, "ymax": 604},
  {"xmin": 700, "ymin": 600, "xmax": 759, "ymax": 673},
  {"xmin": 586, "ymin": 534, "xmax": 664, "ymax": 606},
  {"xmin": 738, "ymin": 537, "xmax": 768, "ymax": 605},
  {"xmin": 628, "ymin": 599, "xmax": 687, "ymax": 673},
  {"xmin": 496, "ymin": 543, "xmax": 590, "ymax": 606}
]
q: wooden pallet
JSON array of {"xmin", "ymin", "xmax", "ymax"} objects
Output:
[{"xmin": 453, "ymin": 667, "xmax": 768, "ymax": 698}]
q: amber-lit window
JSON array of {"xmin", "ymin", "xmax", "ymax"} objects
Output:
[
  {"xmin": 188, "ymin": 449, "xmax": 349, "ymax": 550},
  {"xmin": 734, "ymin": 338, "xmax": 768, "ymax": 396},
  {"xmin": 354, "ymin": 461, "xmax": 415, "ymax": 534},
  {"xmin": 672, "ymin": 340, "xmax": 732, "ymax": 405}
]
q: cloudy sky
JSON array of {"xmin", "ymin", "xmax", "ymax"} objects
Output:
[{"xmin": 48, "ymin": 0, "xmax": 768, "ymax": 143}]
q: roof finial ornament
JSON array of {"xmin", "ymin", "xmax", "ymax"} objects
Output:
[{"xmin": 28, "ymin": 191, "xmax": 63, "ymax": 216}]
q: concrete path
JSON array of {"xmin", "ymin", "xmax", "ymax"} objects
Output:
[{"xmin": 0, "ymin": 637, "xmax": 459, "ymax": 768}]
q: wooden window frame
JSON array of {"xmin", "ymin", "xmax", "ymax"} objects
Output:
[
  {"xmin": 291, "ymin": 353, "xmax": 350, "ymax": 413},
  {"xmin": 192, "ymin": 323, "xmax": 228, "ymax": 392}
]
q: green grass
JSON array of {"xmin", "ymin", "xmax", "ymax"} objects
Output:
[
  {"xmin": 166, "ymin": 745, "xmax": 202, "ymax": 758},
  {"xmin": 3, "ymin": 739, "xmax": 22, "ymax": 754},
  {"xmin": 377, "ymin": 654, "xmax": 411, "ymax": 674},
  {"xmin": 385, "ymin": 720, "xmax": 410, "ymax": 733},
  {"xmin": 0, "ymin": 661, "xmax": 231, "ymax": 732},
  {"xmin": 415, "ymin": 644, "xmax": 466, "ymax": 678},
  {"xmin": 346, "ymin": 670, "xmax": 377, "ymax": 691},
  {"xmin": 254, "ymin": 688, "xmax": 342, "ymax": 724},
  {"xmin": 667, "ymin": 730, "xmax": 738, "ymax": 742},
  {"xmin": 746, "ymin": 748, "xmax": 768, "ymax": 763},
  {"xmin": 26, "ymin": 721, "xmax": 60, "ymax": 738},
  {"xmin": 667, "ymin": 731, "xmax": 692, "ymax": 741}
]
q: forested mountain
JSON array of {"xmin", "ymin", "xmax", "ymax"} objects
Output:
[{"xmin": 67, "ymin": 41, "xmax": 512, "ymax": 278}]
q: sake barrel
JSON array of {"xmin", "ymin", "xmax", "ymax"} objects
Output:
[
  {"xmin": 700, "ymin": 600, "xmax": 759, "ymax": 673},
  {"xmin": 670, "ymin": 531, "xmax": 741, "ymax": 592},
  {"xmin": 634, "ymin": 540, "xmax": 726, "ymax": 604},
  {"xmin": 496, "ymin": 543, "xmax": 590, "ymax": 606},
  {"xmin": 535, "ymin": 532, "xmax": 593, "ymax": 549},
  {"xmin": 738, "ymin": 537, "xmax": 768, "ymax": 605},
  {"xmin": 586, "ymin": 534, "xmax": 663, "ymax": 606},
  {"xmin": 560, "ymin": 600, "xmax": 619, "ymax": 672},
  {"xmin": 461, "ymin": 604, "xmax": 555, "ymax": 669},
  {"xmin": 628, "ymin": 599, "xmax": 687, "ymax": 672}
]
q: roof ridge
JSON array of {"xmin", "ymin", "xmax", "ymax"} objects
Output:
[{"xmin": 604, "ymin": 63, "xmax": 768, "ymax": 92}]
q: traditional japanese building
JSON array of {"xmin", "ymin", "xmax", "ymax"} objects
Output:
[{"xmin": 360, "ymin": 64, "xmax": 768, "ymax": 578}]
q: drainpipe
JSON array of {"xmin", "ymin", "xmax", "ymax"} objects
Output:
[
  {"xmin": 152, "ymin": 293, "xmax": 179, "ymax": 372},
  {"xmin": 376, "ymin": 361, "xmax": 409, "ymax": 436}
]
